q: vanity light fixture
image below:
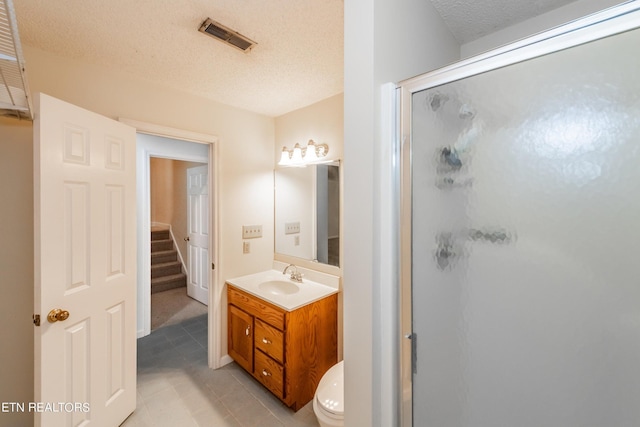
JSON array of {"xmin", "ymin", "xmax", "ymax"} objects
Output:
[{"xmin": 278, "ymin": 139, "xmax": 330, "ymax": 167}]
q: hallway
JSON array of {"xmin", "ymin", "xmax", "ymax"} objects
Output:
[{"xmin": 121, "ymin": 314, "xmax": 319, "ymax": 427}]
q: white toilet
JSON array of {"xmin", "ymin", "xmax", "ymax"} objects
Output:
[{"xmin": 313, "ymin": 360, "xmax": 344, "ymax": 427}]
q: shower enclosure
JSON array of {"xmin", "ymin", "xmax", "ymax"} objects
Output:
[{"xmin": 399, "ymin": 3, "xmax": 640, "ymax": 426}]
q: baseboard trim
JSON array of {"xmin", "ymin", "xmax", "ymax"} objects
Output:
[{"xmin": 219, "ymin": 354, "xmax": 233, "ymax": 367}]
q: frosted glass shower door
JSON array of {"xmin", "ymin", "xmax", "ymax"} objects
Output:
[{"xmin": 406, "ymin": 20, "xmax": 640, "ymax": 427}]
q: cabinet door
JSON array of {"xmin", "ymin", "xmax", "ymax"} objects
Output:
[{"xmin": 228, "ymin": 305, "xmax": 254, "ymax": 372}]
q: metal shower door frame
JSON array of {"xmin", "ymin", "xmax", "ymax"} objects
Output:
[{"xmin": 397, "ymin": 2, "xmax": 640, "ymax": 426}]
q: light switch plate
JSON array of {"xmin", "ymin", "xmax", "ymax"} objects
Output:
[
  {"xmin": 242, "ymin": 225, "xmax": 262, "ymax": 239},
  {"xmin": 285, "ymin": 222, "xmax": 300, "ymax": 235}
]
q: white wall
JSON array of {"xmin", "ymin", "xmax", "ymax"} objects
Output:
[
  {"xmin": 344, "ymin": 1, "xmax": 459, "ymax": 426},
  {"xmin": 461, "ymin": 0, "xmax": 624, "ymax": 57}
]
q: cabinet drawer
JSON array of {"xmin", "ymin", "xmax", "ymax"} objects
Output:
[
  {"xmin": 255, "ymin": 318, "xmax": 284, "ymax": 363},
  {"xmin": 228, "ymin": 285, "xmax": 285, "ymax": 330},
  {"xmin": 254, "ymin": 350, "xmax": 284, "ymax": 398}
]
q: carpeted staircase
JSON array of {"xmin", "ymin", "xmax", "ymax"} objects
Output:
[{"xmin": 151, "ymin": 227, "xmax": 187, "ymax": 293}]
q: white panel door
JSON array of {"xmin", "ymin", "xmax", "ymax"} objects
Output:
[
  {"xmin": 34, "ymin": 93, "xmax": 137, "ymax": 427},
  {"xmin": 186, "ymin": 165, "xmax": 209, "ymax": 305}
]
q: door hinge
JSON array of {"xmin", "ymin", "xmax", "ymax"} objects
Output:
[
  {"xmin": 33, "ymin": 314, "xmax": 40, "ymax": 327},
  {"xmin": 212, "ymin": 263, "xmax": 215, "ymax": 270}
]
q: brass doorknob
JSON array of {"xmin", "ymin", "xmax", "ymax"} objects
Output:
[
  {"xmin": 47, "ymin": 308, "xmax": 70, "ymax": 323},
  {"xmin": 184, "ymin": 236, "xmax": 190, "ymax": 242}
]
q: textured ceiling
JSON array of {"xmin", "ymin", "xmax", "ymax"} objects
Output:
[
  {"xmin": 430, "ymin": 0, "xmax": 578, "ymax": 43},
  {"xmin": 14, "ymin": 0, "xmax": 344, "ymax": 117},
  {"xmin": 13, "ymin": 1, "xmax": 578, "ymax": 117}
]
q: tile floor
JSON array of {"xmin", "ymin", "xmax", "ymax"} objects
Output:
[{"xmin": 121, "ymin": 314, "xmax": 320, "ymax": 427}]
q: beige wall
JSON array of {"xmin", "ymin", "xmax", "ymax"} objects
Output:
[
  {"xmin": 150, "ymin": 158, "xmax": 206, "ymax": 260},
  {"xmin": 274, "ymin": 93, "xmax": 344, "ymax": 163},
  {"xmin": 150, "ymin": 157, "xmax": 174, "ymax": 225},
  {"xmin": 0, "ymin": 117, "xmax": 35, "ymax": 426},
  {"xmin": 24, "ymin": 45, "xmax": 276, "ymax": 285},
  {"xmin": 274, "ymin": 93, "xmax": 345, "ymax": 359},
  {"xmin": 274, "ymin": 93, "xmax": 344, "ymax": 262},
  {"xmin": 0, "ymin": 44, "xmax": 276, "ymax": 418}
]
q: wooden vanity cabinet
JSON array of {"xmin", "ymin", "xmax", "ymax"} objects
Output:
[{"xmin": 227, "ymin": 284, "xmax": 338, "ymax": 411}]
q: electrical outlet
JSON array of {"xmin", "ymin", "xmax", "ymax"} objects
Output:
[
  {"xmin": 242, "ymin": 225, "xmax": 262, "ymax": 239},
  {"xmin": 243, "ymin": 241, "xmax": 250, "ymax": 254},
  {"xmin": 285, "ymin": 222, "xmax": 300, "ymax": 235},
  {"xmin": 294, "ymin": 235, "xmax": 300, "ymax": 246}
]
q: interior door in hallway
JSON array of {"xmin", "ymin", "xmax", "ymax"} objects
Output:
[
  {"xmin": 34, "ymin": 93, "xmax": 137, "ymax": 426},
  {"xmin": 187, "ymin": 164, "xmax": 209, "ymax": 305}
]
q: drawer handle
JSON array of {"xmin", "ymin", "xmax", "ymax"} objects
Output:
[
  {"xmin": 261, "ymin": 338, "xmax": 271, "ymax": 344},
  {"xmin": 262, "ymin": 369, "xmax": 271, "ymax": 377},
  {"xmin": 245, "ymin": 325, "xmax": 251, "ymax": 336}
]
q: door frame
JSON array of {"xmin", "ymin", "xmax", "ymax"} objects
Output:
[
  {"xmin": 120, "ymin": 118, "xmax": 222, "ymax": 369},
  {"xmin": 397, "ymin": 3, "xmax": 640, "ymax": 426}
]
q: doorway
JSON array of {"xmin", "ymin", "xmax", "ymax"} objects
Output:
[
  {"xmin": 138, "ymin": 136, "xmax": 209, "ymax": 338},
  {"xmin": 149, "ymin": 157, "xmax": 208, "ymax": 330},
  {"xmin": 124, "ymin": 118, "xmax": 222, "ymax": 369}
]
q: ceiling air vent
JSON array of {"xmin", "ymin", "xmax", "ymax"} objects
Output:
[{"xmin": 198, "ymin": 18, "xmax": 257, "ymax": 53}]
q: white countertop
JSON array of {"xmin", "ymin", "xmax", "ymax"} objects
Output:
[{"xmin": 226, "ymin": 269, "xmax": 339, "ymax": 311}]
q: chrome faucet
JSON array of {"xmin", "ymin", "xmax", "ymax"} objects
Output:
[{"xmin": 282, "ymin": 264, "xmax": 303, "ymax": 283}]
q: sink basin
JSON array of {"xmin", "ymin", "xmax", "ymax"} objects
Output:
[{"xmin": 258, "ymin": 280, "xmax": 300, "ymax": 295}]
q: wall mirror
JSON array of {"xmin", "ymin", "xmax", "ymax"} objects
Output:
[{"xmin": 275, "ymin": 161, "xmax": 340, "ymax": 267}]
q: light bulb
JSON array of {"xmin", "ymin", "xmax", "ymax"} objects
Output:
[
  {"xmin": 305, "ymin": 140, "xmax": 319, "ymax": 163},
  {"xmin": 278, "ymin": 147, "xmax": 291, "ymax": 166},
  {"xmin": 291, "ymin": 143, "xmax": 304, "ymax": 166}
]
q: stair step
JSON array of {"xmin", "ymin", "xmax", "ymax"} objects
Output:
[
  {"xmin": 151, "ymin": 261, "xmax": 182, "ymax": 279},
  {"xmin": 151, "ymin": 239, "xmax": 173, "ymax": 252},
  {"xmin": 151, "ymin": 273, "xmax": 187, "ymax": 294},
  {"xmin": 151, "ymin": 229, "xmax": 170, "ymax": 241},
  {"xmin": 151, "ymin": 250, "xmax": 178, "ymax": 265}
]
